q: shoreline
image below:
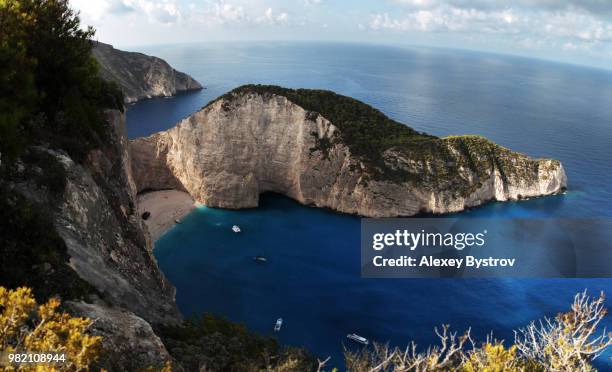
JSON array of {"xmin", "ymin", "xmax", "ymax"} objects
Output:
[{"xmin": 137, "ymin": 190, "xmax": 195, "ymax": 241}]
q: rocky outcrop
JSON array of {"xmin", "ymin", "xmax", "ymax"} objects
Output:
[
  {"xmin": 67, "ymin": 301, "xmax": 172, "ymax": 371},
  {"xmin": 93, "ymin": 42, "xmax": 202, "ymax": 103},
  {"xmin": 52, "ymin": 110, "xmax": 180, "ymax": 324},
  {"xmin": 130, "ymin": 86, "xmax": 566, "ymax": 217},
  {"xmin": 8, "ymin": 109, "xmax": 180, "ymax": 370}
]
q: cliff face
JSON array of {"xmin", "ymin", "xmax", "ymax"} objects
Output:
[
  {"xmin": 93, "ymin": 42, "xmax": 202, "ymax": 103},
  {"xmin": 130, "ymin": 87, "xmax": 566, "ymax": 217},
  {"xmin": 9, "ymin": 110, "xmax": 178, "ymax": 369},
  {"xmin": 57, "ymin": 110, "xmax": 180, "ymax": 324}
]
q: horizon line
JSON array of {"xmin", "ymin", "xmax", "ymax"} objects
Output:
[{"xmin": 104, "ymin": 38, "xmax": 612, "ymax": 74}]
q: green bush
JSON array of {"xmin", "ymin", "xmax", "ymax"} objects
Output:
[
  {"xmin": 0, "ymin": 0, "xmax": 124, "ymax": 163},
  {"xmin": 158, "ymin": 313, "xmax": 316, "ymax": 372}
]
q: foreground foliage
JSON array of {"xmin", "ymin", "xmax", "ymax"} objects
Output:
[
  {"xmin": 0, "ymin": 286, "xmax": 102, "ymax": 371},
  {"xmin": 158, "ymin": 313, "xmax": 317, "ymax": 372},
  {"xmin": 342, "ymin": 291, "xmax": 611, "ymax": 372}
]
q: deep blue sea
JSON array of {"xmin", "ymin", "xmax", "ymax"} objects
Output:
[{"xmin": 127, "ymin": 42, "xmax": 612, "ymax": 369}]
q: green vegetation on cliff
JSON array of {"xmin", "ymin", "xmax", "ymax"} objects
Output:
[
  {"xmin": 0, "ymin": 0, "xmax": 116, "ymax": 301},
  {"xmin": 210, "ymin": 84, "xmax": 434, "ymax": 161},
  {"xmin": 0, "ymin": 0, "xmax": 123, "ymax": 163},
  {"xmin": 158, "ymin": 313, "xmax": 316, "ymax": 371}
]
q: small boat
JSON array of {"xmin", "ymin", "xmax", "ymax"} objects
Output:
[
  {"xmin": 253, "ymin": 256, "xmax": 267, "ymax": 263},
  {"xmin": 232, "ymin": 225, "xmax": 241, "ymax": 233},
  {"xmin": 175, "ymin": 219, "xmax": 182, "ymax": 224},
  {"xmin": 274, "ymin": 318, "xmax": 283, "ymax": 332},
  {"xmin": 347, "ymin": 333, "xmax": 369, "ymax": 345}
]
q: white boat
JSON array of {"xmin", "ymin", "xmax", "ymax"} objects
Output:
[
  {"xmin": 253, "ymin": 256, "xmax": 267, "ymax": 263},
  {"xmin": 274, "ymin": 318, "xmax": 283, "ymax": 332},
  {"xmin": 347, "ymin": 333, "xmax": 369, "ymax": 345},
  {"xmin": 232, "ymin": 225, "xmax": 241, "ymax": 233}
]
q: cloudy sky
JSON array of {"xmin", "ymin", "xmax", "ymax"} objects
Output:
[{"xmin": 72, "ymin": 0, "xmax": 612, "ymax": 69}]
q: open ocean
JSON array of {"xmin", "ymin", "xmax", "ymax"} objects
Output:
[{"xmin": 126, "ymin": 42, "xmax": 612, "ymax": 369}]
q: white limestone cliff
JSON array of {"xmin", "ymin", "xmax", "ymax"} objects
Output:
[{"xmin": 130, "ymin": 89, "xmax": 566, "ymax": 217}]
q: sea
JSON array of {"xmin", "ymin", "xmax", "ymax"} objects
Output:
[{"xmin": 126, "ymin": 42, "xmax": 612, "ymax": 369}]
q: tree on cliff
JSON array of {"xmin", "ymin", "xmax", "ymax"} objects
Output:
[
  {"xmin": 0, "ymin": 0, "xmax": 122, "ymax": 162},
  {"xmin": 0, "ymin": 286, "xmax": 102, "ymax": 370}
]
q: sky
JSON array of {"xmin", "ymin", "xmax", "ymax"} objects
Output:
[{"xmin": 72, "ymin": 0, "xmax": 612, "ymax": 69}]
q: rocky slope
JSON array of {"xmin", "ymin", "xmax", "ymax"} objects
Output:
[
  {"xmin": 56, "ymin": 110, "xmax": 180, "ymax": 324},
  {"xmin": 67, "ymin": 301, "xmax": 172, "ymax": 371},
  {"xmin": 130, "ymin": 85, "xmax": 566, "ymax": 217},
  {"xmin": 93, "ymin": 42, "xmax": 202, "ymax": 103},
  {"xmin": 8, "ymin": 110, "xmax": 179, "ymax": 369}
]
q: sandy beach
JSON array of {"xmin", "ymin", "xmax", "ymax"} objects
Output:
[{"xmin": 137, "ymin": 190, "xmax": 196, "ymax": 241}]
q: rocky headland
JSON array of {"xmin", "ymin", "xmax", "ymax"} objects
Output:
[
  {"xmin": 130, "ymin": 85, "xmax": 567, "ymax": 218},
  {"xmin": 93, "ymin": 42, "xmax": 203, "ymax": 104}
]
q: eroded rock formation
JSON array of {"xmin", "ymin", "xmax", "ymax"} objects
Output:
[{"xmin": 130, "ymin": 86, "xmax": 566, "ymax": 217}]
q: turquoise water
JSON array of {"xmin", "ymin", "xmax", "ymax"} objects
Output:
[{"xmin": 128, "ymin": 42, "xmax": 612, "ymax": 368}]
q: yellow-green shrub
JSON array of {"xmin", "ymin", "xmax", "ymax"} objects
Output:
[{"xmin": 0, "ymin": 286, "xmax": 102, "ymax": 371}]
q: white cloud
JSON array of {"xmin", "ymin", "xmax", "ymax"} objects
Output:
[
  {"xmin": 185, "ymin": 1, "xmax": 292, "ymax": 27},
  {"xmin": 71, "ymin": 0, "xmax": 113, "ymax": 20},
  {"xmin": 136, "ymin": 0, "xmax": 182, "ymax": 24},
  {"xmin": 369, "ymin": 7, "xmax": 519, "ymax": 33},
  {"xmin": 368, "ymin": 2, "xmax": 612, "ymax": 55},
  {"xmin": 392, "ymin": 0, "xmax": 612, "ymax": 16},
  {"xmin": 541, "ymin": 12, "xmax": 611, "ymax": 42},
  {"xmin": 563, "ymin": 42, "xmax": 577, "ymax": 50},
  {"xmin": 257, "ymin": 8, "xmax": 290, "ymax": 25},
  {"xmin": 393, "ymin": 0, "xmax": 439, "ymax": 8},
  {"xmin": 199, "ymin": 1, "xmax": 247, "ymax": 25},
  {"xmin": 73, "ymin": 0, "xmax": 181, "ymax": 24}
]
